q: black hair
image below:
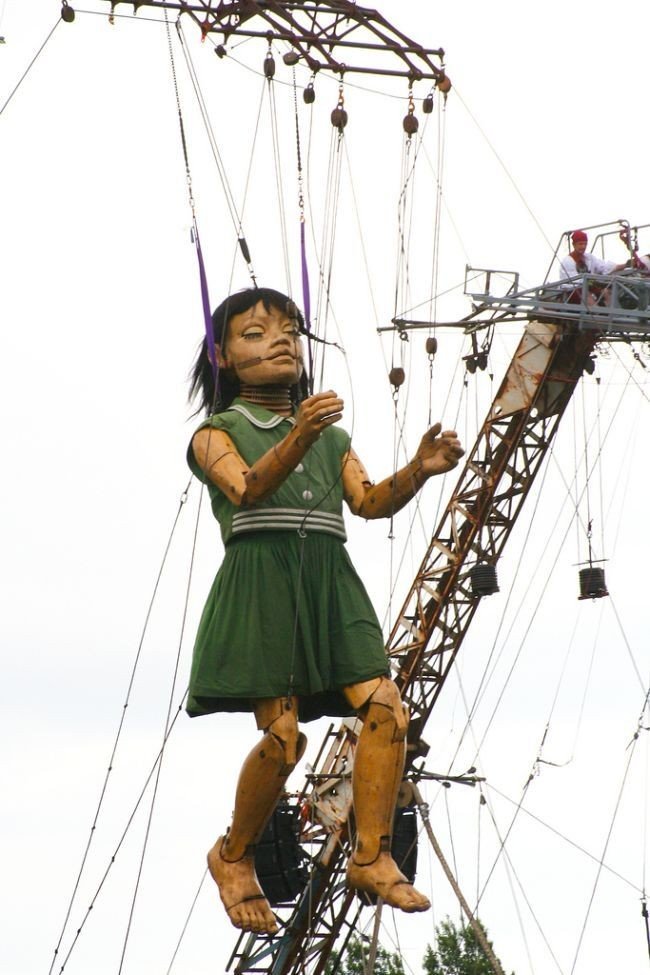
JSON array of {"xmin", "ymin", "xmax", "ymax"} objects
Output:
[{"xmin": 189, "ymin": 287, "xmax": 310, "ymax": 415}]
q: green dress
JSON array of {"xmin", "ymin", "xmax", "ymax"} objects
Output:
[{"xmin": 186, "ymin": 398, "xmax": 389, "ymax": 722}]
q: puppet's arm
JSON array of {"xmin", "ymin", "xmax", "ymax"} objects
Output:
[
  {"xmin": 343, "ymin": 424, "xmax": 464, "ymax": 520},
  {"xmin": 191, "ymin": 391, "xmax": 343, "ymax": 506}
]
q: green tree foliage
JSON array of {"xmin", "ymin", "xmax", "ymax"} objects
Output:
[
  {"xmin": 423, "ymin": 918, "xmax": 512, "ymax": 975},
  {"xmin": 325, "ymin": 934, "xmax": 405, "ymax": 975}
]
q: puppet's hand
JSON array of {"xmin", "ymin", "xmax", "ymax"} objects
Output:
[
  {"xmin": 294, "ymin": 391, "xmax": 344, "ymax": 446},
  {"xmin": 415, "ymin": 423, "xmax": 464, "ymax": 477}
]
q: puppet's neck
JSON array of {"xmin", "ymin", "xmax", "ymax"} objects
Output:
[{"xmin": 239, "ymin": 384, "xmax": 293, "ymax": 416}]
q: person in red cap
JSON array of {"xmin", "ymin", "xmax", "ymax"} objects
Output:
[{"xmin": 559, "ymin": 230, "xmax": 627, "ymax": 305}]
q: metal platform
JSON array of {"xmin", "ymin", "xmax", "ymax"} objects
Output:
[{"xmin": 463, "ymin": 266, "xmax": 650, "ymax": 342}]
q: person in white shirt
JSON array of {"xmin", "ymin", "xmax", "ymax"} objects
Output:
[{"xmin": 559, "ymin": 230, "xmax": 627, "ymax": 305}]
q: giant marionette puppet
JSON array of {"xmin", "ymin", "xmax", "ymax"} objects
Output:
[{"xmin": 187, "ymin": 287, "xmax": 464, "ymax": 935}]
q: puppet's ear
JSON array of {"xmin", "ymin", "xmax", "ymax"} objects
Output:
[{"xmin": 214, "ymin": 344, "xmax": 229, "ymax": 369}]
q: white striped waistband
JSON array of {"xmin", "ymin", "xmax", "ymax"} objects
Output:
[{"xmin": 231, "ymin": 507, "xmax": 347, "ymax": 541}]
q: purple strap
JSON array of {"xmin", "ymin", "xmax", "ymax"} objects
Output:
[
  {"xmin": 300, "ymin": 222, "xmax": 311, "ymax": 328},
  {"xmin": 300, "ymin": 222, "xmax": 314, "ymax": 392},
  {"xmin": 194, "ymin": 222, "xmax": 217, "ymax": 380}
]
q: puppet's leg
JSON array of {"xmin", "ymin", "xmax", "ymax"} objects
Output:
[
  {"xmin": 207, "ymin": 697, "xmax": 306, "ymax": 935},
  {"xmin": 343, "ymin": 677, "xmax": 430, "ymax": 913}
]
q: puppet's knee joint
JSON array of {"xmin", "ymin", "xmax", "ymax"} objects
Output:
[
  {"xmin": 350, "ymin": 677, "xmax": 408, "ymax": 742},
  {"xmin": 265, "ymin": 709, "xmax": 306, "ymax": 773}
]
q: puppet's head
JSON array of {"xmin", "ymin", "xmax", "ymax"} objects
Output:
[{"xmin": 189, "ymin": 287, "xmax": 309, "ymax": 414}]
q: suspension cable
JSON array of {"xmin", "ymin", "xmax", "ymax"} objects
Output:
[
  {"xmin": 175, "ymin": 19, "xmax": 257, "ymax": 284},
  {"xmin": 266, "ymin": 50, "xmax": 293, "ymax": 296},
  {"xmin": 47, "ymin": 483, "xmax": 192, "ymax": 975},
  {"xmin": 0, "ymin": 16, "xmax": 61, "ymax": 118}
]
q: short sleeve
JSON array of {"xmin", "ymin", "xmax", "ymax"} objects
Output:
[{"xmin": 186, "ymin": 414, "xmax": 230, "ymax": 483}]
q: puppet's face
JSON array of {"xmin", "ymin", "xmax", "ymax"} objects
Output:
[{"xmin": 222, "ymin": 301, "xmax": 304, "ymax": 386}]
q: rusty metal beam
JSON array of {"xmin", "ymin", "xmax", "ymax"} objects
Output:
[{"xmin": 103, "ymin": 1, "xmax": 448, "ymax": 82}]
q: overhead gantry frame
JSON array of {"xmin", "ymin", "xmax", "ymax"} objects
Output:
[{"xmin": 102, "ymin": 1, "xmax": 450, "ymax": 83}]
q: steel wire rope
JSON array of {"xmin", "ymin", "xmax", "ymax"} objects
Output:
[
  {"xmin": 298, "ymin": 83, "xmax": 460, "ymax": 651},
  {"xmin": 51, "ymin": 697, "xmax": 188, "ymax": 974},
  {"xmin": 443, "ymin": 787, "xmax": 461, "ymax": 892},
  {"xmin": 339, "ymin": 108, "xmax": 426, "ymax": 616},
  {"xmin": 572, "ymin": 395, "xmax": 581, "ymax": 584},
  {"xmin": 543, "ymin": 374, "xmax": 617, "ymax": 549},
  {"xmin": 546, "ymin": 369, "xmax": 629, "ymax": 557},
  {"xmin": 596, "ymin": 378, "xmax": 606, "ymax": 558},
  {"xmin": 308, "ymin": 126, "xmax": 340, "ymax": 389},
  {"xmin": 118, "ymin": 15, "xmax": 252, "ymax": 969},
  {"xmin": 0, "ymin": 15, "xmax": 61, "ymax": 118},
  {"xmin": 567, "ymin": 603, "xmax": 604, "ymax": 761},
  {"xmin": 460, "ymin": 362, "xmax": 637, "ymax": 751},
  {"xmin": 580, "ymin": 380, "xmax": 594, "ymax": 563},
  {"xmin": 226, "ymin": 77, "xmax": 267, "ymax": 289},
  {"xmin": 471, "ymin": 779, "xmax": 603, "ymax": 972},
  {"xmin": 372, "ymin": 339, "xmax": 467, "ymax": 632},
  {"xmin": 641, "ymin": 684, "xmax": 650, "ymax": 949},
  {"xmin": 398, "ymin": 276, "xmax": 476, "ymax": 317},
  {"xmin": 116, "ymin": 470, "xmax": 206, "ymax": 973},
  {"xmin": 427, "ymin": 95, "xmax": 447, "ymax": 331},
  {"xmin": 422, "ymin": 340, "xmax": 553, "ymax": 771},
  {"xmin": 424, "ymin": 775, "xmax": 539, "ymax": 975},
  {"xmin": 360, "ymin": 910, "xmax": 421, "ymax": 975},
  {"xmin": 376, "ymin": 110, "xmax": 469, "ymax": 618},
  {"xmin": 377, "ymin": 345, "xmax": 467, "ymax": 632},
  {"xmin": 476, "ymin": 786, "xmax": 483, "ymax": 909},
  {"xmin": 317, "ymin": 130, "xmax": 345, "ymax": 391},
  {"xmin": 440, "ymin": 425, "xmax": 560, "ymax": 773},
  {"xmin": 267, "ymin": 58, "xmax": 293, "ymax": 296},
  {"xmin": 375, "ymin": 333, "xmax": 468, "ymax": 632},
  {"xmin": 339, "ymin": 113, "xmax": 449, "ymax": 511},
  {"xmin": 603, "ymin": 380, "xmax": 642, "ymax": 530},
  {"xmin": 175, "ymin": 20, "xmax": 257, "ymax": 280},
  {"xmin": 46, "ymin": 481, "xmax": 193, "ymax": 975},
  {"xmin": 607, "ymin": 596, "xmax": 645, "ymax": 692},
  {"xmin": 336, "ymin": 133, "xmax": 468, "ymax": 625},
  {"xmin": 466, "ymin": 416, "xmax": 646, "ymax": 771},
  {"xmin": 418, "ymin": 140, "xmax": 472, "ymax": 270},
  {"xmin": 386, "ymin": 122, "xmax": 433, "ymax": 564},
  {"xmin": 439, "ymin": 491, "xmax": 645, "ymax": 964},
  {"xmin": 300, "ymin": 93, "xmax": 360, "ymax": 452},
  {"xmin": 392, "ymin": 137, "xmax": 411, "ymax": 328},
  {"xmin": 486, "ymin": 781, "xmax": 643, "ymax": 894},
  {"xmin": 164, "ymin": 868, "xmax": 208, "ymax": 975},
  {"xmin": 471, "ymin": 631, "xmax": 593, "ymax": 930},
  {"xmin": 477, "ymin": 785, "xmax": 560, "ymax": 975},
  {"xmin": 394, "ymin": 117, "xmax": 432, "ymax": 325},
  {"xmin": 315, "ymin": 126, "xmax": 340, "ymax": 355},
  {"xmin": 46, "ymin": 11, "xmax": 226, "ymax": 970},
  {"xmin": 609, "ymin": 343, "xmax": 650, "ymax": 405},
  {"xmin": 569, "ymin": 725, "xmax": 645, "ymax": 974},
  {"xmin": 452, "ymin": 86, "xmax": 555, "ymax": 258}
]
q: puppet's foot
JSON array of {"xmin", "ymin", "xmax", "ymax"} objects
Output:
[
  {"xmin": 346, "ymin": 852, "xmax": 431, "ymax": 913},
  {"xmin": 207, "ymin": 836, "xmax": 278, "ymax": 935}
]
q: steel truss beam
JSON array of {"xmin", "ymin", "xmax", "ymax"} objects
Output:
[
  {"xmin": 104, "ymin": 1, "xmax": 448, "ymax": 82},
  {"xmin": 227, "ymin": 319, "xmax": 595, "ymax": 975}
]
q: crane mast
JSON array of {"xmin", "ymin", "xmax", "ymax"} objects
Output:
[{"xmin": 228, "ymin": 317, "xmax": 597, "ymax": 974}]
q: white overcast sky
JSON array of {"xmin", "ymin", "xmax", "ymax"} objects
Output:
[{"xmin": 2, "ymin": 3, "xmax": 650, "ymax": 975}]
